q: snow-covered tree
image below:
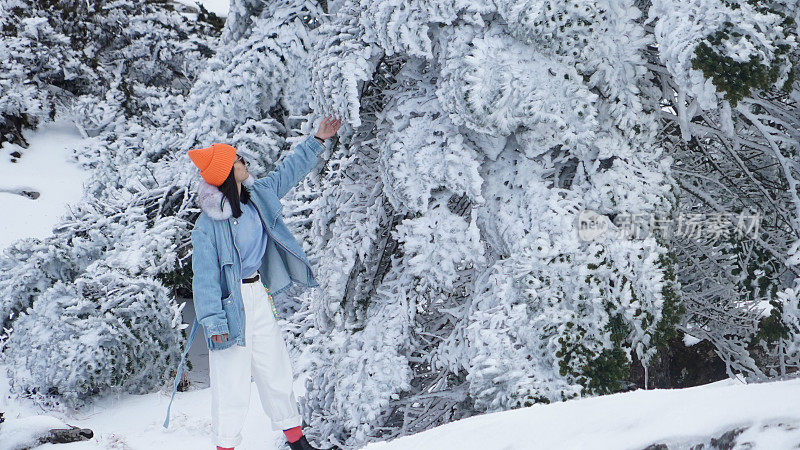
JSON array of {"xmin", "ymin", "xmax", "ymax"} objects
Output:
[
  {"xmin": 646, "ymin": 0, "xmax": 800, "ymax": 379},
  {"xmin": 0, "ymin": 0, "xmax": 221, "ymax": 406},
  {"xmin": 0, "ymin": 0, "xmax": 220, "ymax": 147},
  {"xmin": 291, "ymin": 0, "xmax": 679, "ymax": 446},
  {"xmin": 0, "ymin": 0, "xmax": 336, "ymax": 411}
]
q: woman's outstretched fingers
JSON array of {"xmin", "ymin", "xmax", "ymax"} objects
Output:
[
  {"xmin": 316, "ymin": 114, "xmax": 342, "ymax": 140},
  {"xmin": 211, "ymin": 334, "xmax": 228, "ymax": 343}
]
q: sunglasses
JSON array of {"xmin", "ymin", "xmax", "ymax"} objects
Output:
[{"xmin": 235, "ymin": 154, "xmax": 248, "ymax": 166}]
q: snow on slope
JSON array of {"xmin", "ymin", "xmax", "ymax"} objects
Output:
[
  {"xmin": 364, "ymin": 377, "xmax": 800, "ymax": 450},
  {"xmin": 0, "ymin": 116, "xmax": 95, "ymax": 253},
  {"xmin": 3, "ymin": 369, "xmax": 799, "ymax": 449}
]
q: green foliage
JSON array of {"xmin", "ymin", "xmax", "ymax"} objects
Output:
[
  {"xmin": 553, "ymin": 260, "xmax": 636, "ymax": 397},
  {"xmin": 651, "ymin": 245, "xmax": 684, "ymax": 350},
  {"xmin": 580, "ymin": 313, "xmax": 631, "ymax": 395},
  {"xmin": 552, "ymin": 233, "xmax": 683, "ymax": 397},
  {"xmin": 691, "ymin": 9, "xmax": 796, "ymax": 107},
  {"xmin": 753, "ymin": 301, "xmax": 790, "ymax": 344},
  {"xmin": 554, "ymin": 309, "xmax": 632, "ymax": 396},
  {"xmin": 746, "ymin": 240, "xmax": 788, "ymax": 347},
  {"xmin": 155, "ymin": 259, "xmax": 194, "ymax": 298},
  {"xmin": 705, "ymin": 221, "xmax": 784, "ymax": 349}
]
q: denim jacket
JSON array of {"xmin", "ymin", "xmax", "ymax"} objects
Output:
[{"xmin": 164, "ymin": 135, "xmax": 325, "ymax": 428}]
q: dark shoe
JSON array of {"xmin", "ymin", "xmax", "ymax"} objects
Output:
[{"xmin": 287, "ymin": 435, "xmax": 322, "ymax": 450}]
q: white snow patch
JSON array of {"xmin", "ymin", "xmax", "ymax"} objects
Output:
[
  {"xmin": 0, "ymin": 117, "xmax": 94, "ymax": 253},
  {"xmin": 0, "ymin": 414, "xmax": 68, "ymax": 450},
  {"xmin": 0, "ymin": 359, "xmax": 308, "ymax": 450},
  {"xmin": 2, "ymin": 356, "xmax": 799, "ymax": 449},
  {"xmin": 363, "ymin": 378, "xmax": 800, "ymax": 450},
  {"xmin": 683, "ymin": 332, "xmax": 701, "ymax": 347},
  {"xmin": 756, "ymin": 300, "xmax": 774, "ymax": 317}
]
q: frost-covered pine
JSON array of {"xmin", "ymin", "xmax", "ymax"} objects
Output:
[
  {"xmin": 0, "ymin": 150, "xmax": 197, "ymax": 406},
  {"xmin": 182, "ymin": 0, "xmax": 325, "ymax": 161},
  {"xmin": 2, "ymin": 262, "xmax": 184, "ymax": 407},
  {"xmin": 293, "ymin": 0, "xmax": 677, "ymax": 446},
  {"xmin": 0, "ymin": 0, "xmax": 219, "ymax": 406},
  {"xmin": 647, "ymin": 0, "xmax": 800, "ymax": 379},
  {"xmin": 759, "ymin": 239, "xmax": 800, "ymax": 378},
  {"xmin": 0, "ymin": 0, "xmax": 219, "ymax": 146}
]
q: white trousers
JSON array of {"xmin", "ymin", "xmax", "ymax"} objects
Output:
[{"xmin": 209, "ymin": 275, "xmax": 302, "ymax": 447}]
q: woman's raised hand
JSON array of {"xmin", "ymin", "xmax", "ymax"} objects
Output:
[{"xmin": 315, "ymin": 115, "xmax": 342, "ymax": 140}]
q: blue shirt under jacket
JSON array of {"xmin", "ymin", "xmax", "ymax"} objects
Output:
[{"xmin": 235, "ymin": 200, "xmax": 269, "ymax": 279}]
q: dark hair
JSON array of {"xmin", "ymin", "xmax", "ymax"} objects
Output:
[{"xmin": 217, "ymin": 166, "xmax": 250, "ymax": 218}]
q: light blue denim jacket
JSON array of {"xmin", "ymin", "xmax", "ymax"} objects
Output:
[{"xmin": 164, "ymin": 135, "xmax": 325, "ymax": 428}]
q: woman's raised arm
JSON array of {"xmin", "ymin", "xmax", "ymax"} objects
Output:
[{"xmin": 256, "ymin": 115, "xmax": 341, "ymax": 199}]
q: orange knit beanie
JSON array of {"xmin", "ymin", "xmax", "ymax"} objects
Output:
[{"xmin": 187, "ymin": 143, "xmax": 237, "ymax": 186}]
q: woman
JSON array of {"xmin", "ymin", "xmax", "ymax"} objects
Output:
[{"xmin": 163, "ymin": 115, "xmax": 342, "ymax": 450}]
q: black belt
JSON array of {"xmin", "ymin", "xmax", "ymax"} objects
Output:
[{"xmin": 242, "ymin": 272, "xmax": 260, "ymax": 283}]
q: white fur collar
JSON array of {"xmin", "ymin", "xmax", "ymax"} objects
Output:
[{"xmin": 196, "ymin": 174, "xmax": 255, "ymax": 220}]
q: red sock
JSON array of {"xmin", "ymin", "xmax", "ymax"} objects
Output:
[
  {"xmin": 216, "ymin": 447, "xmax": 234, "ymax": 450},
  {"xmin": 283, "ymin": 426, "xmax": 303, "ymax": 443}
]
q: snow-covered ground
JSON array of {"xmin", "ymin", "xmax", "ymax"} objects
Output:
[
  {"xmin": 3, "ymin": 366, "xmax": 800, "ymax": 449},
  {"xmin": 0, "ymin": 358, "xmax": 308, "ymax": 450},
  {"xmin": 174, "ymin": 0, "xmax": 230, "ymax": 16},
  {"xmin": 364, "ymin": 377, "xmax": 800, "ymax": 450},
  {"xmin": 0, "ymin": 116, "xmax": 95, "ymax": 252},
  {"xmin": 0, "ymin": 291, "xmax": 309, "ymax": 450}
]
